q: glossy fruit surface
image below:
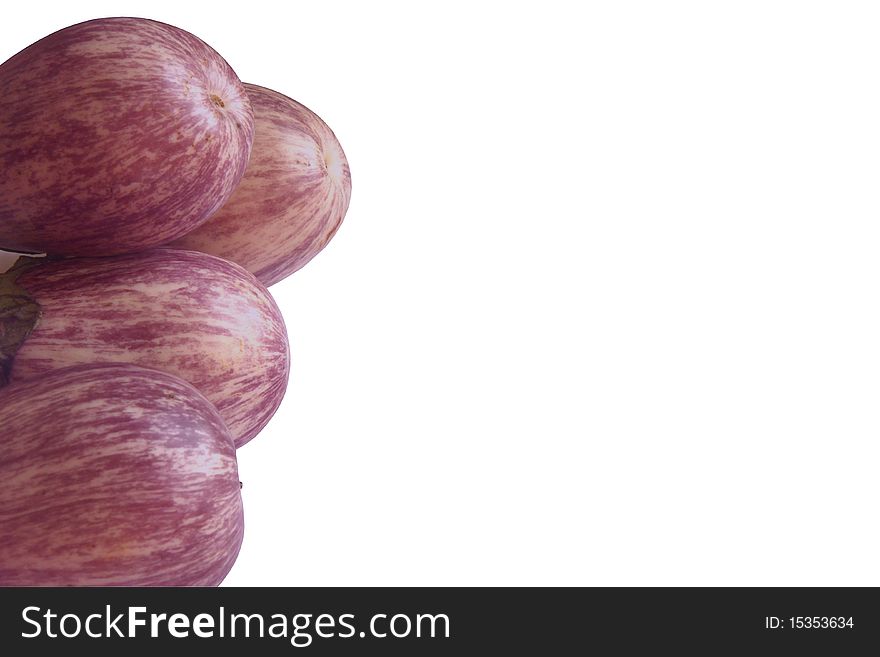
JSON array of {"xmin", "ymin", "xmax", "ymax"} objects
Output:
[
  {"xmin": 0, "ymin": 17, "xmax": 254, "ymax": 256},
  {"xmin": 0, "ymin": 363, "xmax": 244, "ymax": 586}
]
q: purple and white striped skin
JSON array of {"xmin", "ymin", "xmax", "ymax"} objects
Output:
[
  {"xmin": 171, "ymin": 83, "xmax": 351, "ymax": 286},
  {"xmin": 0, "ymin": 364, "xmax": 243, "ymax": 586},
  {"xmin": 6, "ymin": 249, "xmax": 290, "ymax": 447},
  {"xmin": 0, "ymin": 17, "xmax": 254, "ymax": 256}
]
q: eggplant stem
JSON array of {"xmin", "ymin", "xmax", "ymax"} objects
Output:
[{"xmin": 0, "ymin": 263, "xmax": 42, "ymax": 388}]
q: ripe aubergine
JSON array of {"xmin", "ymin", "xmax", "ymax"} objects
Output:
[
  {"xmin": 172, "ymin": 83, "xmax": 351, "ymax": 286},
  {"xmin": 0, "ymin": 248, "xmax": 289, "ymax": 447},
  {"xmin": 0, "ymin": 363, "xmax": 244, "ymax": 586},
  {"xmin": 0, "ymin": 17, "xmax": 254, "ymax": 256}
]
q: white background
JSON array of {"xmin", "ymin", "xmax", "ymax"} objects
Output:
[{"xmin": 3, "ymin": 1, "xmax": 880, "ymax": 586}]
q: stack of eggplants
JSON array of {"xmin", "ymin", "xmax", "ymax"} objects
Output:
[{"xmin": 0, "ymin": 17, "xmax": 351, "ymax": 586}]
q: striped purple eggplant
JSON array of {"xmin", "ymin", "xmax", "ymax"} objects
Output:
[
  {"xmin": 171, "ymin": 83, "xmax": 351, "ymax": 286},
  {"xmin": 0, "ymin": 249, "xmax": 289, "ymax": 447},
  {"xmin": 0, "ymin": 363, "xmax": 243, "ymax": 586},
  {"xmin": 0, "ymin": 17, "xmax": 254, "ymax": 256}
]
